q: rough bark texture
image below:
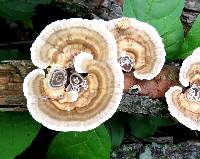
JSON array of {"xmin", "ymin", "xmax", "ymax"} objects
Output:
[
  {"xmin": 111, "ymin": 140, "xmax": 200, "ymax": 159},
  {"xmin": 0, "ymin": 61, "xmax": 35, "ymax": 111},
  {"xmin": 118, "ymin": 92, "xmax": 168, "ymax": 116},
  {"xmin": 182, "ymin": 0, "xmax": 200, "ymax": 26},
  {"xmin": 55, "ymin": 0, "xmax": 122, "ymax": 20}
]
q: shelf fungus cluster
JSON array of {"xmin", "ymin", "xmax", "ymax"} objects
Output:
[
  {"xmin": 106, "ymin": 17, "xmax": 166, "ymax": 80},
  {"xmin": 24, "ymin": 18, "xmax": 124, "ymax": 131},
  {"xmin": 165, "ymin": 48, "xmax": 200, "ymax": 131},
  {"xmin": 24, "ymin": 17, "xmax": 165, "ymax": 131}
]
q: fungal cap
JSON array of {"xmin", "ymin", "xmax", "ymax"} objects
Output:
[
  {"xmin": 179, "ymin": 47, "xmax": 200, "ymax": 87},
  {"xmin": 25, "ymin": 18, "xmax": 124, "ymax": 132},
  {"xmin": 73, "ymin": 52, "xmax": 93, "ymax": 73},
  {"xmin": 23, "ymin": 61, "xmax": 124, "ymax": 132},
  {"xmin": 30, "ymin": 18, "xmax": 117, "ymax": 69},
  {"xmin": 58, "ymin": 91, "xmax": 79, "ymax": 104},
  {"xmin": 46, "ymin": 67, "xmax": 67, "ymax": 89},
  {"xmin": 165, "ymin": 86, "xmax": 200, "ymax": 131},
  {"xmin": 107, "ymin": 17, "xmax": 166, "ymax": 80},
  {"xmin": 23, "ymin": 69, "xmax": 45, "ymax": 98}
]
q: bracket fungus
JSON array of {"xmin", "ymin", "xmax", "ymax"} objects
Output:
[
  {"xmin": 165, "ymin": 48, "xmax": 200, "ymax": 131},
  {"xmin": 31, "ymin": 18, "xmax": 117, "ymax": 69},
  {"xmin": 24, "ymin": 18, "xmax": 124, "ymax": 131},
  {"xmin": 106, "ymin": 17, "xmax": 166, "ymax": 80}
]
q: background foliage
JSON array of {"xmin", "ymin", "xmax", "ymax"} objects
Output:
[
  {"xmin": 0, "ymin": 0, "xmax": 51, "ymax": 26},
  {"xmin": 0, "ymin": 112, "xmax": 40, "ymax": 159},
  {"xmin": 123, "ymin": 0, "xmax": 184, "ymax": 61},
  {"xmin": 47, "ymin": 125, "xmax": 111, "ymax": 159}
]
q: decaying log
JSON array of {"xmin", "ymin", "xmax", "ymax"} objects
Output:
[
  {"xmin": 0, "ymin": 61, "xmax": 35, "ymax": 111},
  {"xmin": 118, "ymin": 92, "xmax": 168, "ymax": 116},
  {"xmin": 0, "ymin": 60, "xmax": 178, "ymax": 115}
]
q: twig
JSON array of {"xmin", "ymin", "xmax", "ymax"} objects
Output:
[{"xmin": 0, "ymin": 40, "xmax": 34, "ymax": 47}]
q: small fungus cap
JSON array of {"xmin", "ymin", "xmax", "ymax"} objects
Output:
[
  {"xmin": 165, "ymin": 86, "xmax": 200, "ymax": 131},
  {"xmin": 107, "ymin": 17, "xmax": 166, "ymax": 80},
  {"xmin": 73, "ymin": 52, "xmax": 93, "ymax": 73},
  {"xmin": 165, "ymin": 48, "xmax": 200, "ymax": 131},
  {"xmin": 179, "ymin": 47, "xmax": 200, "ymax": 87}
]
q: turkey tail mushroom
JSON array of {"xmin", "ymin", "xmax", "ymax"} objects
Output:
[
  {"xmin": 165, "ymin": 48, "xmax": 200, "ymax": 131},
  {"xmin": 31, "ymin": 18, "xmax": 117, "ymax": 69},
  {"xmin": 23, "ymin": 60, "xmax": 123, "ymax": 132},
  {"xmin": 24, "ymin": 18, "xmax": 124, "ymax": 132},
  {"xmin": 107, "ymin": 17, "xmax": 166, "ymax": 80}
]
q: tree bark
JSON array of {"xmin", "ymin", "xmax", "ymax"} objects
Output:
[
  {"xmin": 0, "ymin": 61, "xmax": 35, "ymax": 111},
  {"xmin": 111, "ymin": 139, "xmax": 200, "ymax": 159},
  {"xmin": 182, "ymin": 0, "xmax": 200, "ymax": 27}
]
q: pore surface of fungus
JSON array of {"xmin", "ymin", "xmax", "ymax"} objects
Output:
[
  {"xmin": 106, "ymin": 17, "xmax": 166, "ymax": 80},
  {"xmin": 24, "ymin": 18, "xmax": 124, "ymax": 131},
  {"xmin": 165, "ymin": 48, "xmax": 200, "ymax": 131}
]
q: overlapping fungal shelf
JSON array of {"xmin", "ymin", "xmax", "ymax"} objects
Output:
[
  {"xmin": 31, "ymin": 19, "xmax": 117, "ymax": 69},
  {"xmin": 107, "ymin": 18, "xmax": 166, "ymax": 80},
  {"xmin": 23, "ymin": 17, "xmax": 167, "ymax": 131},
  {"xmin": 24, "ymin": 18, "xmax": 124, "ymax": 132},
  {"xmin": 165, "ymin": 48, "xmax": 200, "ymax": 131}
]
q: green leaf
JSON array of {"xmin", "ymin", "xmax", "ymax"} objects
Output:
[
  {"xmin": 0, "ymin": 112, "xmax": 41, "ymax": 159},
  {"xmin": 128, "ymin": 115, "xmax": 157, "ymax": 138},
  {"xmin": 127, "ymin": 115, "xmax": 176, "ymax": 138},
  {"xmin": 179, "ymin": 15, "xmax": 200, "ymax": 59},
  {"xmin": 105, "ymin": 116, "xmax": 124, "ymax": 150},
  {"xmin": 47, "ymin": 125, "xmax": 111, "ymax": 159},
  {"xmin": 150, "ymin": 116, "xmax": 177, "ymax": 127},
  {"xmin": 0, "ymin": 49, "xmax": 30, "ymax": 60},
  {"xmin": 0, "ymin": 0, "xmax": 51, "ymax": 26},
  {"xmin": 123, "ymin": 0, "xmax": 184, "ymax": 61}
]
